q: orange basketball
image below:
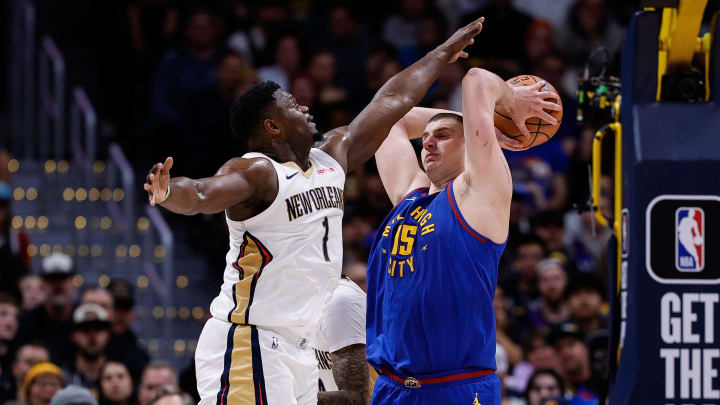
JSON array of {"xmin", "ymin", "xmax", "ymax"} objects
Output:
[{"xmin": 493, "ymin": 75, "xmax": 563, "ymax": 150}]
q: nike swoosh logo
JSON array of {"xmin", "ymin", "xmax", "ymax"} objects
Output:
[{"xmin": 286, "ymin": 172, "xmax": 299, "ymax": 180}]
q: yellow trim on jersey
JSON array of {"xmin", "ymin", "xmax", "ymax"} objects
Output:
[
  {"xmin": 282, "ymin": 158, "xmax": 315, "ymax": 179},
  {"xmin": 229, "ymin": 233, "xmax": 273, "ymax": 324}
]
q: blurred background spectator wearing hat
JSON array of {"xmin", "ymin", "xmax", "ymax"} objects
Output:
[
  {"xmin": 103, "ymin": 281, "xmax": 148, "ymax": 382},
  {"xmin": 66, "ymin": 304, "xmax": 111, "ymax": 393},
  {"xmin": 15, "ymin": 253, "xmax": 77, "ymax": 369},
  {"xmin": 22, "ymin": 362, "xmax": 64, "ymax": 405},
  {"xmin": 50, "ymin": 385, "xmax": 97, "ymax": 405}
]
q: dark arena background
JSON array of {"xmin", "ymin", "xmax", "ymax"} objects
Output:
[{"xmin": 2, "ymin": 0, "xmax": 720, "ymax": 404}]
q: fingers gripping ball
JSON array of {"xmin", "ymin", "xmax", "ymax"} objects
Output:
[{"xmin": 494, "ymin": 75, "xmax": 563, "ymax": 150}]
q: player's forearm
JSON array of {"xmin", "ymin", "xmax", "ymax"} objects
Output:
[
  {"xmin": 345, "ymin": 48, "xmax": 455, "ymax": 170},
  {"xmin": 317, "ymin": 390, "xmax": 368, "ymax": 405},
  {"xmin": 158, "ymin": 177, "xmax": 205, "ymax": 215},
  {"xmin": 398, "ymin": 107, "xmax": 460, "ymax": 140}
]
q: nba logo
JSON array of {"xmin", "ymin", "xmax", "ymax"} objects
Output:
[
  {"xmin": 271, "ymin": 336, "xmax": 279, "ymax": 350},
  {"xmin": 675, "ymin": 207, "xmax": 704, "ymax": 272}
]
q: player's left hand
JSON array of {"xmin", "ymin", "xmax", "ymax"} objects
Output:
[
  {"xmin": 495, "ymin": 127, "xmax": 524, "ymax": 151},
  {"xmin": 505, "ymin": 81, "xmax": 561, "ymax": 138}
]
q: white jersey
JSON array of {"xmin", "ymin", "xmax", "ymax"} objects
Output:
[
  {"xmin": 313, "ymin": 278, "xmax": 367, "ymax": 391},
  {"xmin": 210, "ymin": 148, "xmax": 346, "ymax": 339}
]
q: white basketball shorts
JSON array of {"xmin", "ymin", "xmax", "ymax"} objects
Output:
[{"xmin": 195, "ymin": 317, "xmax": 318, "ymax": 405}]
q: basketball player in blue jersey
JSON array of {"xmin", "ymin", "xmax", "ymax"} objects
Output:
[
  {"xmin": 366, "ymin": 68, "xmax": 560, "ymax": 404},
  {"xmin": 143, "ymin": 18, "xmax": 488, "ymax": 405}
]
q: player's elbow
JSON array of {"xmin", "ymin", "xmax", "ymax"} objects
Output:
[{"xmin": 462, "ymin": 68, "xmax": 488, "ymax": 89}]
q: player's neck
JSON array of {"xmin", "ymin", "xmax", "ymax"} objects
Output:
[{"xmin": 250, "ymin": 142, "xmax": 311, "ymax": 170}]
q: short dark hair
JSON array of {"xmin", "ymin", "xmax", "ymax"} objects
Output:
[
  {"xmin": 230, "ymin": 81, "xmax": 281, "ymax": 141},
  {"xmin": 427, "ymin": 112, "xmax": 463, "ymax": 126}
]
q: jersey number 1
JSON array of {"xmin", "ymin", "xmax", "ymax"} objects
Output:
[{"xmin": 321, "ymin": 217, "xmax": 330, "ymax": 262}]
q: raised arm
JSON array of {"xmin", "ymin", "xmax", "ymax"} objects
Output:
[
  {"xmin": 455, "ymin": 68, "xmax": 559, "ymax": 242},
  {"xmin": 375, "ymin": 107, "xmax": 451, "ymax": 205},
  {"xmin": 143, "ymin": 156, "xmax": 275, "ymax": 216},
  {"xmin": 376, "ymin": 106, "xmax": 525, "ymax": 205},
  {"xmin": 320, "ymin": 17, "xmax": 485, "ymax": 173}
]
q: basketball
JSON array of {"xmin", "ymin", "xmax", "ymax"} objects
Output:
[{"xmin": 493, "ymin": 75, "xmax": 563, "ymax": 150}]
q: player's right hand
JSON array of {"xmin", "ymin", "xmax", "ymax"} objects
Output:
[
  {"xmin": 143, "ymin": 157, "xmax": 173, "ymax": 206},
  {"xmin": 441, "ymin": 16, "xmax": 484, "ymax": 63}
]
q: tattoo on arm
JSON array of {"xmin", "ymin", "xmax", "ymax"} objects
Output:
[{"xmin": 317, "ymin": 344, "xmax": 369, "ymax": 405}]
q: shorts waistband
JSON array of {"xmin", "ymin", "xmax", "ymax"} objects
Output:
[
  {"xmin": 256, "ymin": 325, "xmax": 309, "ymax": 348},
  {"xmin": 377, "ymin": 368, "xmax": 494, "ymax": 389}
]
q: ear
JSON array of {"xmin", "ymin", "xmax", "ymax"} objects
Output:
[{"xmin": 263, "ymin": 119, "xmax": 280, "ymax": 135}]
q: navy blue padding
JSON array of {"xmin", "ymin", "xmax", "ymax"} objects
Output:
[{"xmin": 711, "ymin": 11, "xmax": 720, "ymax": 99}]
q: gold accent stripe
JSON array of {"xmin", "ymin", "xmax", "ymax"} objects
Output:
[
  {"xmin": 226, "ymin": 325, "xmax": 255, "ymax": 405},
  {"xmin": 230, "ymin": 234, "xmax": 272, "ymax": 324}
]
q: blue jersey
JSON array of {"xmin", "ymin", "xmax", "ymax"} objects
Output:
[{"xmin": 366, "ymin": 180, "xmax": 506, "ymax": 376}]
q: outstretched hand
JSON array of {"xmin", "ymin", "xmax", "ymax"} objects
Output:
[
  {"xmin": 505, "ymin": 81, "xmax": 562, "ymax": 138},
  {"xmin": 441, "ymin": 16, "xmax": 484, "ymax": 63},
  {"xmin": 143, "ymin": 157, "xmax": 173, "ymax": 206}
]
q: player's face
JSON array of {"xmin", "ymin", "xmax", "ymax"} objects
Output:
[
  {"xmin": 420, "ymin": 118, "xmax": 465, "ymax": 182},
  {"xmin": 273, "ymin": 90, "xmax": 320, "ymax": 148}
]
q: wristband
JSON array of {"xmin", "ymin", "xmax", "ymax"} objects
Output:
[{"xmin": 159, "ymin": 184, "xmax": 171, "ymax": 203}]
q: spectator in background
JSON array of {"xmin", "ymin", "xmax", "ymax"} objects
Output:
[
  {"xmin": 322, "ymin": 5, "xmax": 372, "ymax": 105},
  {"xmin": 397, "ymin": 15, "xmax": 447, "ymax": 68},
  {"xmin": 217, "ymin": 52, "xmax": 257, "ymax": 103},
  {"xmin": 0, "ymin": 182, "xmax": 29, "ymax": 285},
  {"xmin": 557, "ymin": 0, "xmax": 625, "ymax": 69},
  {"xmin": 257, "ymin": 34, "xmax": 301, "ymax": 90},
  {"xmin": 80, "ymin": 289, "xmax": 113, "ymax": 321},
  {"xmin": 16, "ymin": 253, "xmax": 76, "ymax": 369},
  {"xmin": 307, "ymin": 51, "xmax": 348, "ymax": 130},
  {"xmin": 382, "ymin": 0, "xmax": 429, "ymax": 49},
  {"xmin": 18, "ymin": 276, "xmax": 45, "ymax": 312},
  {"xmin": 290, "ymin": 75, "xmax": 316, "ymax": 111},
  {"xmin": 531, "ymin": 210, "xmax": 569, "ymax": 263},
  {"xmin": 550, "ymin": 323, "xmax": 600, "ymax": 402},
  {"xmin": 137, "ymin": 362, "xmax": 177, "ymax": 405},
  {"xmin": 105, "ymin": 280, "xmax": 149, "ymax": 383},
  {"xmin": 148, "ymin": 7, "xmax": 223, "ymax": 178},
  {"xmin": 513, "ymin": 0, "xmax": 576, "ymax": 30},
  {"xmin": 564, "ymin": 175, "xmax": 612, "ymax": 273},
  {"xmin": 524, "ymin": 369, "xmax": 566, "ymax": 405},
  {"xmin": 0, "ymin": 292, "xmax": 19, "ymax": 354},
  {"xmin": 501, "ymin": 233, "xmax": 546, "ymax": 307},
  {"xmin": 22, "ymin": 362, "xmax": 64, "ymax": 405},
  {"xmin": 524, "ymin": 20, "xmax": 555, "ymax": 70},
  {"xmin": 49, "ymin": 385, "xmax": 97, "ymax": 405},
  {"xmin": 98, "ymin": 362, "xmax": 134, "ymax": 405},
  {"xmin": 6, "ymin": 343, "xmax": 50, "ymax": 404},
  {"xmin": 494, "ymin": 287, "xmax": 523, "ymax": 368},
  {"xmin": 149, "ymin": 385, "xmax": 191, "ymax": 405},
  {"xmin": 461, "ymin": 0, "xmax": 532, "ymax": 77},
  {"xmin": 527, "ymin": 259, "xmax": 570, "ymax": 334},
  {"xmin": 342, "ymin": 261, "xmax": 367, "ymax": 293},
  {"xmin": 67, "ymin": 304, "xmax": 112, "ymax": 391},
  {"xmin": 565, "ymin": 273, "xmax": 607, "ymax": 334}
]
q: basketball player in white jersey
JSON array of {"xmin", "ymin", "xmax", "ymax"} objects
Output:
[
  {"xmin": 314, "ymin": 276, "xmax": 369, "ymax": 405},
  {"xmin": 143, "ymin": 17, "xmax": 486, "ymax": 405}
]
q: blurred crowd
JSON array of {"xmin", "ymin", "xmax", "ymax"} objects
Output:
[
  {"xmin": 0, "ymin": 246, "xmax": 198, "ymax": 405},
  {"xmin": 3, "ymin": 0, "xmax": 691, "ymax": 404}
]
